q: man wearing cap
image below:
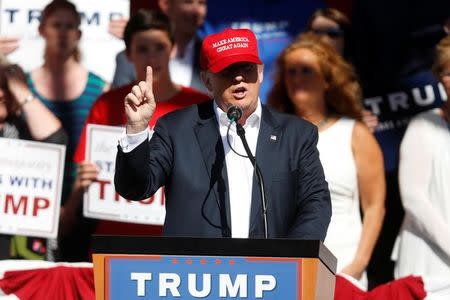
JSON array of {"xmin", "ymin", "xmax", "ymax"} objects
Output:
[{"xmin": 114, "ymin": 28, "xmax": 331, "ymax": 240}]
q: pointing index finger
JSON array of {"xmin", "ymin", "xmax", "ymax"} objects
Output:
[{"xmin": 145, "ymin": 66, "xmax": 153, "ymax": 91}]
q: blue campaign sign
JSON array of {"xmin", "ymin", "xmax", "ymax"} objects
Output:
[{"xmin": 105, "ymin": 255, "xmax": 301, "ymax": 299}]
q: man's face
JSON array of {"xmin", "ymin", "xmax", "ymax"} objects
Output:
[
  {"xmin": 202, "ymin": 62, "xmax": 263, "ymax": 121},
  {"xmin": 167, "ymin": 0, "xmax": 207, "ymax": 36}
]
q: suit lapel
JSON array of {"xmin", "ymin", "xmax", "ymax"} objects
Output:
[
  {"xmin": 194, "ymin": 102, "xmax": 231, "ymax": 236},
  {"xmin": 249, "ymin": 106, "xmax": 281, "ymax": 238}
]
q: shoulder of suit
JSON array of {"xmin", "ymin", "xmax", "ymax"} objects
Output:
[
  {"xmin": 263, "ymin": 105, "xmax": 315, "ymax": 131},
  {"xmin": 157, "ymin": 100, "xmax": 213, "ymax": 124}
]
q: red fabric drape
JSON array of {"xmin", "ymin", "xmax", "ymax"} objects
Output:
[
  {"xmin": 0, "ymin": 266, "xmax": 95, "ymax": 300},
  {"xmin": 335, "ymin": 274, "xmax": 427, "ymax": 300},
  {"xmin": 0, "ymin": 266, "xmax": 426, "ymax": 300}
]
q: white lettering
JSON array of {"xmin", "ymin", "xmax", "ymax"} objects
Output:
[
  {"xmin": 255, "ymin": 275, "xmax": 276, "ymax": 298},
  {"xmin": 233, "ymin": 43, "xmax": 248, "ymax": 49},
  {"xmin": 159, "ymin": 273, "xmax": 181, "ymax": 297},
  {"xmin": 438, "ymin": 82, "xmax": 448, "ymax": 101},
  {"xmin": 130, "ymin": 272, "xmax": 152, "ymax": 296},
  {"xmin": 188, "ymin": 273, "xmax": 211, "ymax": 297},
  {"xmin": 388, "ymin": 92, "xmax": 409, "ymax": 111},
  {"xmin": 212, "ymin": 39, "xmax": 227, "ymax": 48},
  {"xmin": 412, "ymin": 85, "xmax": 435, "ymax": 106},
  {"xmin": 219, "ymin": 274, "xmax": 247, "ymax": 298},
  {"xmin": 217, "ymin": 44, "xmax": 233, "ymax": 53},
  {"xmin": 364, "ymin": 97, "xmax": 383, "ymax": 115}
]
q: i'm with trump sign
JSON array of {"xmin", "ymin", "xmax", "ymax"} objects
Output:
[{"xmin": 0, "ymin": 137, "xmax": 65, "ymax": 238}]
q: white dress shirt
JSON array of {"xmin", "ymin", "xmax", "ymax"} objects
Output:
[
  {"xmin": 118, "ymin": 100, "xmax": 262, "ymax": 238},
  {"xmin": 214, "ymin": 101, "xmax": 262, "ymax": 238}
]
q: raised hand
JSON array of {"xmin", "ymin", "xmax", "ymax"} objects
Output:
[{"xmin": 124, "ymin": 66, "xmax": 156, "ymax": 133}]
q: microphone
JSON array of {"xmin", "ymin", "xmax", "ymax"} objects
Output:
[
  {"xmin": 226, "ymin": 105, "xmax": 243, "ymax": 123},
  {"xmin": 226, "ymin": 105, "xmax": 269, "ymax": 239}
]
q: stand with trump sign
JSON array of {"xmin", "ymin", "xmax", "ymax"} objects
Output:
[
  {"xmin": 92, "ymin": 236, "xmax": 337, "ymax": 299},
  {"xmin": 83, "ymin": 124, "xmax": 165, "ymax": 225}
]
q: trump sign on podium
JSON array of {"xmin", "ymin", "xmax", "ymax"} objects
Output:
[
  {"xmin": 92, "ymin": 233, "xmax": 336, "ymax": 299},
  {"xmin": 84, "ymin": 124, "xmax": 165, "ymax": 225},
  {"xmin": 100, "ymin": 255, "xmax": 302, "ymax": 299},
  {"xmin": 0, "ymin": 137, "xmax": 65, "ymax": 238}
]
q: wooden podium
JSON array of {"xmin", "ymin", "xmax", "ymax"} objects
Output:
[{"xmin": 92, "ymin": 236, "xmax": 336, "ymax": 299}]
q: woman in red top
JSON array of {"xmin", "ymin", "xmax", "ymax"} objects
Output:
[{"xmin": 60, "ymin": 10, "xmax": 209, "ymax": 261}]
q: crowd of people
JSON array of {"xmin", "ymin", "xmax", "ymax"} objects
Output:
[{"xmin": 0, "ymin": 0, "xmax": 449, "ymax": 297}]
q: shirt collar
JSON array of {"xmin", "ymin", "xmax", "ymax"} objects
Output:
[{"xmin": 214, "ymin": 99, "xmax": 262, "ymax": 129}]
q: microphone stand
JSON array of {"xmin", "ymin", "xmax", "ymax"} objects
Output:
[{"xmin": 235, "ymin": 123, "xmax": 269, "ymax": 239}]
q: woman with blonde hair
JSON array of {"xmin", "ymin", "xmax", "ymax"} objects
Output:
[
  {"xmin": 393, "ymin": 35, "xmax": 450, "ymax": 298},
  {"xmin": 268, "ymin": 33, "xmax": 385, "ymax": 288}
]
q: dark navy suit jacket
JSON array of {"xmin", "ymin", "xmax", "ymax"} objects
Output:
[{"xmin": 115, "ymin": 101, "xmax": 331, "ymax": 240}]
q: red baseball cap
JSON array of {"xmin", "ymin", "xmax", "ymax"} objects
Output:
[{"xmin": 200, "ymin": 28, "xmax": 263, "ymax": 73}]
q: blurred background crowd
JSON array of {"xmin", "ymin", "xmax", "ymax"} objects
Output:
[{"xmin": 0, "ymin": 0, "xmax": 449, "ymax": 297}]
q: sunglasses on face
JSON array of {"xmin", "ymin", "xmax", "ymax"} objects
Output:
[{"xmin": 311, "ymin": 28, "xmax": 344, "ymax": 39}]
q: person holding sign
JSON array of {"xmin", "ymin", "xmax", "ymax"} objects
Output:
[
  {"xmin": 67, "ymin": 10, "xmax": 209, "ymax": 261},
  {"xmin": 0, "ymin": 61, "xmax": 67, "ymax": 260},
  {"xmin": 114, "ymin": 28, "xmax": 331, "ymax": 239},
  {"xmin": 27, "ymin": 0, "xmax": 108, "ymax": 202}
]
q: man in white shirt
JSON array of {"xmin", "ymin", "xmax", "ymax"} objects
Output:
[
  {"xmin": 114, "ymin": 28, "xmax": 331, "ymax": 239},
  {"xmin": 159, "ymin": 0, "xmax": 207, "ymax": 92}
]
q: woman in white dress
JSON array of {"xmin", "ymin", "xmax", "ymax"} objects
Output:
[
  {"xmin": 268, "ymin": 33, "xmax": 385, "ymax": 288},
  {"xmin": 394, "ymin": 35, "xmax": 450, "ymax": 299}
]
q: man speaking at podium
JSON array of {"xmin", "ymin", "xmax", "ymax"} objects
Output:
[{"xmin": 114, "ymin": 28, "xmax": 331, "ymax": 240}]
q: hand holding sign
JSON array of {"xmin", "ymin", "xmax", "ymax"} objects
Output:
[
  {"xmin": 124, "ymin": 66, "xmax": 156, "ymax": 134},
  {"xmin": 0, "ymin": 36, "xmax": 20, "ymax": 55},
  {"xmin": 75, "ymin": 161, "xmax": 99, "ymax": 190}
]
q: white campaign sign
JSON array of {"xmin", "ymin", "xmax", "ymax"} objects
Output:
[
  {"xmin": 0, "ymin": 0, "xmax": 129, "ymax": 82},
  {"xmin": 84, "ymin": 124, "xmax": 165, "ymax": 225},
  {"xmin": 0, "ymin": 138, "xmax": 65, "ymax": 238}
]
